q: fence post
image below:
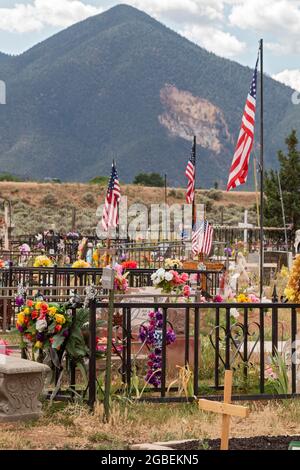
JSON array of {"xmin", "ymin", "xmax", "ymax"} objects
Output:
[
  {"xmin": 88, "ymin": 299, "xmax": 97, "ymax": 410},
  {"xmin": 103, "ymin": 289, "xmax": 115, "ymax": 422}
]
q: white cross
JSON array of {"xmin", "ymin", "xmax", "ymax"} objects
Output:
[{"xmin": 238, "ymin": 210, "xmax": 253, "ymax": 246}]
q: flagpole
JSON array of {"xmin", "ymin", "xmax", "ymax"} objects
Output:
[
  {"xmin": 259, "ymin": 39, "xmax": 264, "ymax": 299},
  {"xmin": 192, "ymin": 135, "xmax": 197, "ymax": 227}
]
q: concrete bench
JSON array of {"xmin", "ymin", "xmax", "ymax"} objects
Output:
[{"xmin": 0, "ymin": 355, "xmax": 50, "ymax": 422}]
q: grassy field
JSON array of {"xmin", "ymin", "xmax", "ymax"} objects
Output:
[
  {"xmin": 0, "ymin": 182, "xmax": 257, "ymax": 235},
  {"xmin": 1, "ymin": 399, "xmax": 300, "ymax": 450}
]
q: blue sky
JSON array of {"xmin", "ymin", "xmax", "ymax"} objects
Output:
[{"xmin": 0, "ymin": 0, "xmax": 299, "ymax": 90}]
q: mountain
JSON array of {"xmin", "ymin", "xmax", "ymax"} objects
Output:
[{"xmin": 0, "ymin": 4, "xmax": 298, "ymax": 187}]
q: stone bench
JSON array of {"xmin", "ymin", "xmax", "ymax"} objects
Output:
[{"xmin": 0, "ymin": 355, "xmax": 50, "ymax": 422}]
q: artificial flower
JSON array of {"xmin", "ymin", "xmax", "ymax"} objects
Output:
[
  {"xmin": 33, "ymin": 255, "xmax": 53, "ymax": 267},
  {"xmin": 55, "ymin": 314, "xmax": 66, "ymax": 325},
  {"xmin": 36, "ymin": 318, "xmax": 47, "ymax": 332},
  {"xmin": 17, "ymin": 313, "xmax": 25, "ymax": 325}
]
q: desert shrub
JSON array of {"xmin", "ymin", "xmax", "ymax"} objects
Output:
[
  {"xmin": 41, "ymin": 193, "xmax": 58, "ymax": 206},
  {"xmin": 205, "ymin": 200, "xmax": 214, "ymax": 212},
  {"xmin": 207, "ymin": 189, "xmax": 223, "ymax": 201},
  {"xmin": 82, "ymin": 193, "xmax": 95, "ymax": 206}
]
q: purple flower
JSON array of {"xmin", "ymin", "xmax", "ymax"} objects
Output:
[
  {"xmin": 139, "ymin": 309, "xmax": 176, "ymax": 388},
  {"xmin": 15, "ymin": 296, "xmax": 24, "ymax": 308}
]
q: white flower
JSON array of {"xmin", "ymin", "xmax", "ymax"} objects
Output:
[
  {"xmin": 36, "ymin": 318, "xmax": 47, "ymax": 332},
  {"xmin": 230, "ymin": 308, "xmax": 240, "ymax": 320},
  {"xmin": 164, "ymin": 272, "xmax": 173, "ymax": 281}
]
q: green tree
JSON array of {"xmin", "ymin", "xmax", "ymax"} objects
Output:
[
  {"xmin": 133, "ymin": 172, "xmax": 164, "ymax": 187},
  {"xmin": 264, "ymin": 130, "xmax": 300, "ymax": 232},
  {"xmin": 89, "ymin": 176, "xmax": 109, "ymax": 185}
]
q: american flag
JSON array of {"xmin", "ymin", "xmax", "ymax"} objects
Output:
[
  {"xmin": 227, "ymin": 57, "xmax": 258, "ymax": 191},
  {"xmin": 101, "ymin": 162, "xmax": 121, "ymax": 231},
  {"xmin": 192, "ymin": 220, "xmax": 214, "ymax": 256},
  {"xmin": 185, "ymin": 138, "xmax": 196, "ymax": 204}
]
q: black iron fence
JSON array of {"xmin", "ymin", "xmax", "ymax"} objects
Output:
[
  {"xmin": 0, "ymin": 266, "xmax": 223, "ymax": 293},
  {"xmin": 84, "ymin": 301, "xmax": 300, "ymax": 405}
]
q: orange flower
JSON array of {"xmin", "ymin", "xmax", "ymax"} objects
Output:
[{"xmin": 26, "ymin": 300, "xmax": 33, "ymax": 307}]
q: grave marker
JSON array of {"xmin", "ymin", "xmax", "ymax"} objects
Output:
[{"xmin": 199, "ymin": 370, "xmax": 249, "ymax": 450}]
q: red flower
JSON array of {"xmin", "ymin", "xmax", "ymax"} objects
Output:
[
  {"xmin": 122, "ymin": 260, "xmax": 138, "ymax": 270},
  {"xmin": 55, "ymin": 324, "xmax": 62, "ymax": 333},
  {"xmin": 26, "ymin": 300, "xmax": 33, "ymax": 307},
  {"xmin": 31, "ymin": 310, "xmax": 38, "ymax": 320},
  {"xmin": 41, "ymin": 303, "xmax": 48, "ymax": 312}
]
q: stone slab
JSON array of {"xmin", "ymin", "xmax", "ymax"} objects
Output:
[
  {"xmin": 0, "ymin": 355, "xmax": 50, "ymax": 422},
  {"xmin": 130, "ymin": 444, "xmax": 172, "ymax": 450}
]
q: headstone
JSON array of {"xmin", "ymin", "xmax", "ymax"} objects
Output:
[
  {"xmin": 0, "ymin": 355, "xmax": 50, "ymax": 422},
  {"xmin": 122, "ymin": 287, "xmax": 166, "ymax": 328}
]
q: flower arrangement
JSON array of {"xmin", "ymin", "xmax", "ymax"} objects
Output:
[
  {"xmin": 72, "ymin": 260, "xmax": 91, "ymax": 268},
  {"xmin": 139, "ymin": 311, "xmax": 176, "ymax": 387},
  {"xmin": 19, "ymin": 243, "xmax": 31, "ymax": 255},
  {"xmin": 164, "ymin": 258, "xmax": 183, "ymax": 269},
  {"xmin": 113, "ymin": 264, "xmax": 129, "ymax": 292},
  {"xmin": 66, "ymin": 232, "xmax": 79, "ymax": 239},
  {"xmin": 235, "ymin": 293, "xmax": 260, "ymax": 303},
  {"xmin": 121, "ymin": 260, "xmax": 138, "ymax": 270},
  {"xmin": 77, "ymin": 237, "xmax": 88, "ymax": 260},
  {"xmin": 285, "ymin": 255, "xmax": 300, "ymax": 302},
  {"xmin": 0, "ymin": 339, "xmax": 12, "ymax": 356},
  {"xmin": 224, "ymin": 247, "xmax": 233, "ymax": 257},
  {"xmin": 16, "ymin": 300, "xmax": 71, "ymax": 352},
  {"xmin": 151, "ymin": 268, "xmax": 189, "ymax": 294},
  {"xmin": 33, "ymin": 255, "xmax": 53, "ymax": 267}
]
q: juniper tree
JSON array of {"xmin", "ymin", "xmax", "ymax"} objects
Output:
[{"xmin": 264, "ymin": 130, "xmax": 300, "ymax": 233}]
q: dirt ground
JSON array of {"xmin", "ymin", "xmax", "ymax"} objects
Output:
[{"xmin": 1, "ymin": 399, "xmax": 300, "ymax": 450}]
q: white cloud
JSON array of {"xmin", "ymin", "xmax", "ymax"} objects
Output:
[
  {"xmin": 128, "ymin": 0, "xmax": 225, "ymax": 22},
  {"xmin": 229, "ymin": 0, "xmax": 300, "ymax": 34},
  {"xmin": 0, "ymin": 0, "xmax": 102, "ymax": 33},
  {"xmin": 180, "ymin": 24, "xmax": 246, "ymax": 58},
  {"xmin": 272, "ymin": 69, "xmax": 300, "ymax": 92}
]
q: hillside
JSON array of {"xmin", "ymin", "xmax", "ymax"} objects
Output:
[
  {"xmin": 0, "ymin": 182, "xmax": 256, "ymax": 236},
  {"xmin": 0, "ymin": 4, "xmax": 298, "ymax": 187}
]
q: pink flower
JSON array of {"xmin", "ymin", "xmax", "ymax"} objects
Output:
[
  {"xmin": 0, "ymin": 339, "xmax": 12, "ymax": 356},
  {"xmin": 180, "ymin": 273, "xmax": 189, "ymax": 283},
  {"xmin": 248, "ymin": 294, "xmax": 259, "ymax": 303},
  {"xmin": 113, "ymin": 264, "xmax": 123, "ymax": 276},
  {"xmin": 213, "ymin": 295, "xmax": 223, "ymax": 303},
  {"xmin": 170, "ymin": 270, "xmax": 185, "ymax": 285},
  {"xmin": 183, "ymin": 285, "xmax": 191, "ymax": 298},
  {"xmin": 265, "ymin": 366, "xmax": 278, "ymax": 380}
]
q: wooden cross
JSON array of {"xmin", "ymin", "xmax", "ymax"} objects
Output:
[{"xmin": 199, "ymin": 370, "xmax": 249, "ymax": 450}]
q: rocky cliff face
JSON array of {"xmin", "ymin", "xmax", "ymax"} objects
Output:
[{"xmin": 159, "ymin": 84, "xmax": 232, "ymax": 153}]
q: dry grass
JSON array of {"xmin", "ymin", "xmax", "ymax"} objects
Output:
[
  {"xmin": 0, "ymin": 182, "xmax": 256, "ymax": 235},
  {"xmin": 0, "ymin": 399, "xmax": 300, "ymax": 450}
]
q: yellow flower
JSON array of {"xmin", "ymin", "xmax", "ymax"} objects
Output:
[
  {"xmin": 236, "ymin": 293, "xmax": 249, "ymax": 303},
  {"xmin": 34, "ymin": 341, "xmax": 43, "ymax": 349},
  {"xmin": 35, "ymin": 302, "xmax": 42, "ymax": 310},
  {"xmin": 17, "ymin": 313, "xmax": 25, "ymax": 325},
  {"xmin": 55, "ymin": 314, "xmax": 66, "ymax": 325},
  {"xmin": 284, "ymin": 287, "xmax": 295, "ymax": 301},
  {"xmin": 23, "ymin": 307, "xmax": 30, "ymax": 315},
  {"xmin": 33, "ymin": 255, "xmax": 53, "ymax": 267},
  {"xmin": 72, "ymin": 260, "xmax": 90, "ymax": 268},
  {"xmin": 48, "ymin": 306, "xmax": 57, "ymax": 316}
]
